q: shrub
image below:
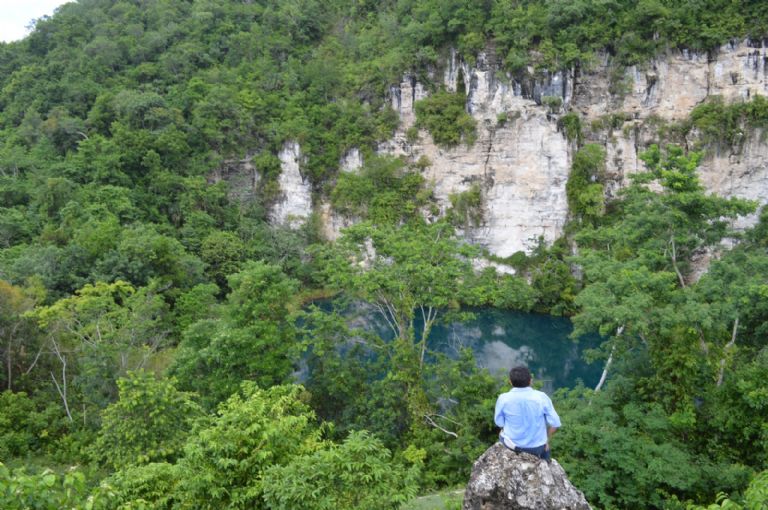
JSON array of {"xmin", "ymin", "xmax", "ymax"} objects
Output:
[
  {"xmin": 0, "ymin": 463, "xmax": 91, "ymax": 510},
  {"xmin": 175, "ymin": 383, "xmax": 321, "ymax": 509},
  {"xmin": 448, "ymin": 184, "xmax": 483, "ymax": 228},
  {"xmin": 0, "ymin": 392, "xmax": 37, "ymax": 458},
  {"xmin": 542, "ymin": 95, "xmax": 563, "ymax": 113},
  {"xmin": 0, "ymin": 392, "xmax": 68, "ymax": 459},
  {"xmin": 93, "ymin": 372, "xmax": 203, "ymax": 470},
  {"xmin": 415, "ymin": 91, "xmax": 476, "ymax": 147},
  {"xmin": 566, "ymin": 144, "xmax": 606, "ymax": 223},
  {"xmin": 558, "ymin": 112, "xmax": 583, "ymax": 144},
  {"xmin": 262, "ymin": 430, "xmax": 420, "ymax": 510},
  {"xmin": 689, "ymin": 95, "xmax": 768, "ymax": 148}
]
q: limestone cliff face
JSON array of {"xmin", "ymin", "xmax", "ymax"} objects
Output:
[
  {"xmin": 574, "ymin": 40, "xmax": 767, "ymax": 121},
  {"xmin": 699, "ymin": 133, "xmax": 768, "ymax": 229},
  {"xmin": 380, "ymin": 56, "xmax": 572, "ymax": 256},
  {"xmin": 269, "ymin": 141, "xmax": 312, "ymax": 228},
  {"xmin": 250, "ymin": 40, "xmax": 768, "ymax": 254},
  {"xmin": 581, "ymin": 40, "xmax": 768, "ymax": 227}
]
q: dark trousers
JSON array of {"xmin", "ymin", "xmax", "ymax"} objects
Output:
[
  {"xmin": 515, "ymin": 444, "xmax": 551, "ymax": 462},
  {"xmin": 501, "ymin": 441, "xmax": 551, "ymax": 462}
]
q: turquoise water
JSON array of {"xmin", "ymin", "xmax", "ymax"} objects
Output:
[
  {"xmin": 427, "ymin": 308, "xmax": 602, "ymax": 392},
  {"xmin": 328, "ymin": 301, "xmax": 602, "ymax": 392}
]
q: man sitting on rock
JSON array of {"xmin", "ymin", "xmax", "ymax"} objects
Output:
[{"xmin": 494, "ymin": 365, "xmax": 561, "ymax": 462}]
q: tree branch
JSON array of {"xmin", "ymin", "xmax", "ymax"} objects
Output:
[
  {"xmin": 424, "ymin": 414, "xmax": 458, "ymax": 438},
  {"xmin": 418, "ymin": 305, "xmax": 439, "ymax": 371},
  {"xmin": 49, "ymin": 339, "xmax": 73, "ymax": 422},
  {"xmin": 24, "ymin": 346, "xmax": 44, "ymax": 375},
  {"xmin": 716, "ymin": 317, "xmax": 739, "ymax": 387},
  {"xmin": 371, "ymin": 299, "xmax": 399, "ymax": 339},
  {"xmin": 670, "ymin": 236, "xmax": 686, "ymax": 288}
]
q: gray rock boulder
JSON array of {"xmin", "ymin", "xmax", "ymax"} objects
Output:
[{"xmin": 463, "ymin": 443, "xmax": 591, "ymax": 510}]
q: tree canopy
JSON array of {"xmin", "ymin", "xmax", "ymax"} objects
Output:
[{"xmin": 1, "ymin": 1, "xmax": 768, "ymax": 509}]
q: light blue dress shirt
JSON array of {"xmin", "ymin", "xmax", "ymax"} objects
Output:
[{"xmin": 494, "ymin": 387, "xmax": 561, "ymax": 448}]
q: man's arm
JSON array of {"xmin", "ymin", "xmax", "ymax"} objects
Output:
[
  {"xmin": 545, "ymin": 425, "xmax": 558, "ymax": 450},
  {"xmin": 494, "ymin": 395, "xmax": 506, "ymax": 428},
  {"xmin": 543, "ymin": 394, "xmax": 560, "ymax": 451}
]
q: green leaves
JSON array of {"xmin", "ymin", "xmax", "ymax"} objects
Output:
[
  {"xmin": 572, "ymin": 144, "xmax": 758, "ymax": 413},
  {"xmin": 323, "ymin": 220, "xmax": 474, "ymax": 343},
  {"xmin": 687, "ymin": 470, "xmax": 768, "ymax": 510},
  {"xmin": 686, "ymin": 95, "xmax": 768, "ymax": 151},
  {"xmin": 564, "ymin": 144, "xmax": 768, "ymax": 506},
  {"xmin": 262, "ymin": 430, "xmax": 420, "ymax": 510},
  {"xmin": 176, "ymin": 383, "xmax": 321, "ymax": 510},
  {"xmin": 566, "ymin": 144, "xmax": 605, "ymax": 224},
  {"xmin": 170, "ymin": 262, "xmax": 299, "ymax": 407},
  {"xmin": 331, "ymin": 155, "xmax": 433, "ymax": 225},
  {"xmin": 0, "ymin": 463, "xmax": 92, "ymax": 510},
  {"xmin": 555, "ymin": 387, "xmax": 745, "ymax": 510},
  {"xmin": 414, "ymin": 90, "xmax": 476, "ymax": 147},
  {"xmin": 93, "ymin": 371, "xmax": 202, "ymax": 470}
]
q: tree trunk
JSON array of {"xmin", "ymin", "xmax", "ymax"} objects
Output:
[
  {"xmin": 716, "ymin": 318, "xmax": 739, "ymax": 387},
  {"xmin": 595, "ymin": 325, "xmax": 624, "ymax": 392},
  {"xmin": 6, "ymin": 337, "xmax": 12, "ymax": 391},
  {"xmin": 50, "ymin": 339, "xmax": 73, "ymax": 422}
]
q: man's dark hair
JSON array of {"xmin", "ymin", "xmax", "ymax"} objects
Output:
[{"xmin": 509, "ymin": 366, "xmax": 532, "ymax": 388}]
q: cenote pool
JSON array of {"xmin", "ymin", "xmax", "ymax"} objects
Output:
[
  {"xmin": 427, "ymin": 308, "xmax": 602, "ymax": 393},
  {"xmin": 323, "ymin": 302, "xmax": 603, "ymax": 393}
]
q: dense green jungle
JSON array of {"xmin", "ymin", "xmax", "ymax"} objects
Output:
[{"xmin": 1, "ymin": 0, "xmax": 768, "ymax": 508}]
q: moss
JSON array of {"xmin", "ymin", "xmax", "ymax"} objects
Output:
[
  {"xmin": 413, "ymin": 155, "xmax": 432, "ymax": 170},
  {"xmin": 406, "ymin": 126, "xmax": 420, "ymax": 144},
  {"xmin": 655, "ymin": 95, "xmax": 768, "ymax": 151},
  {"xmin": 591, "ymin": 112, "xmax": 633, "ymax": 133},
  {"xmin": 608, "ymin": 65, "xmax": 633, "ymax": 97}
]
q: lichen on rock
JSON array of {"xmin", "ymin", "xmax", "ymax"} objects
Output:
[{"xmin": 463, "ymin": 443, "xmax": 591, "ymax": 510}]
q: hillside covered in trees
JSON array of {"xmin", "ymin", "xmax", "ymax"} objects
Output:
[{"xmin": 1, "ymin": 0, "xmax": 768, "ymax": 508}]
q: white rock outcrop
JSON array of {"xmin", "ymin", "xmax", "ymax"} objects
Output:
[
  {"xmin": 270, "ymin": 141, "xmax": 312, "ymax": 228},
  {"xmin": 415, "ymin": 38, "xmax": 768, "ymax": 254}
]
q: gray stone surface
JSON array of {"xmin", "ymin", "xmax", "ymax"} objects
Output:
[{"xmin": 463, "ymin": 443, "xmax": 591, "ymax": 510}]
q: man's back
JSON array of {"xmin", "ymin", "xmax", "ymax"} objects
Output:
[{"xmin": 494, "ymin": 386, "xmax": 560, "ymax": 448}]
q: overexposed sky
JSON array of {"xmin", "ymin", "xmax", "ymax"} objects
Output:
[{"xmin": 1, "ymin": 0, "xmax": 72, "ymax": 43}]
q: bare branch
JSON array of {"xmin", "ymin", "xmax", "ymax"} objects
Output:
[
  {"xmin": 24, "ymin": 346, "xmax": 44, "ymax": 375},
  {"xmin": 371, "ymin": 300, "xmax": 399, "ymax": 339},
  {"xmin": 430, "ymin": 413, "xmax": 461, "ymax": 426},
  {"xmin": 50, "ymin": 366, "xmax": 73, "ymax": 422},
  {"xmin": 418, "ymin": 305, "xmax": 439, "ymax": 370},
  {"xmin": 670, "ymin": 236, "xmax": 686, "ymax": 288},
  {"xmin": 424, "ymin": 414, "xmax": 458, "ymax": 438}
]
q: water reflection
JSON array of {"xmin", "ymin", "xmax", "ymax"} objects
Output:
[{"xmin": 430, "ymin": 308, "xmax": 601, "ymax": 392}]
